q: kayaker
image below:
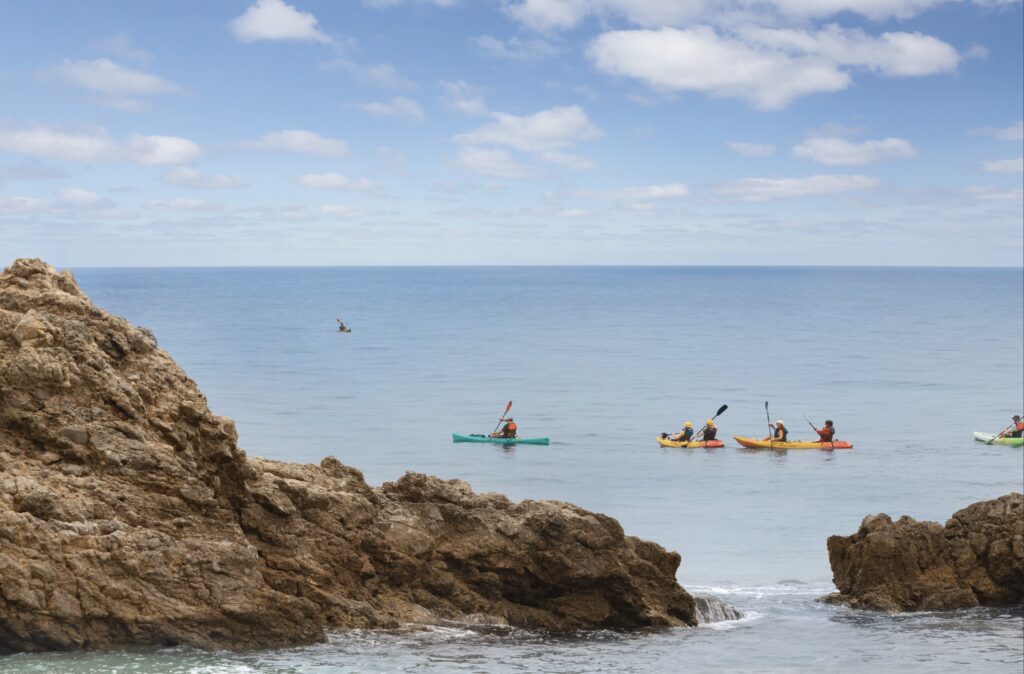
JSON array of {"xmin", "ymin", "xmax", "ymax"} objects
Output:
[
  {"xmin": 764, "ymin": 420, "xmax": 788, "ymax": 442},
  {"xmin": 697, "ymin": 419, "xmax": 717, "ymax": 441},
  {"xmin": 670, "ymin": 421, "xmax": 694, "ymax": 443},
  {"xmin": 998, "ymin": 415, "xmax": 1024, "ymax": 438},
  {"xmin": 814, "ymin": 419, "xmax": 836, "ymax": 443},
  {"xmin": 336, "ymin": 318, "xmax": 350, "ymax": 332},
  {"xmin": 492, "ymin": 418, "xmax": 518, "ymax": 439}
]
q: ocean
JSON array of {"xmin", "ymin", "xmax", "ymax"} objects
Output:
[{"xmin": 4, "ymin": 266, "xmax": 1021, "ymax": 673}]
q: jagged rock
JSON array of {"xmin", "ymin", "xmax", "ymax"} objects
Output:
[
  {"xmin": 0, "ymin": 257, "xmax": 703, "ymax": 654},
  {"xmin": 824, "ymin": 493, "xmax": 1024, "ymax": 611}
]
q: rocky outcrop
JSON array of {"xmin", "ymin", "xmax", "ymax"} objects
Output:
[
  {"xmin": 0, "ymin": 258, "xmax": 700, "ymax": 654},
  {"xmin": 824, "ymin": 494, "xmax": 1024, "ymax": 611}
]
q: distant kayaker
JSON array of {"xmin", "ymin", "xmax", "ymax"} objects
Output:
[
  {"xmin": 764, "ymin": 420, "xmax": 788, "ymax": 442},
  {"xmin": 670, "ymin": 421, "xmax": 694, "ymax": 443},
  {"xmin": 697, "ymin": 419, "xmax": 717, "ymax": 441},
  {"xmin": 336, "ymin": 318, "xmax": 350, "ymax": 332},
  {"xmin": 998, "ymin": 415, "xmax": 1024, "ymax": 438},
  {"xmin": 813, "ymin": 419, "xmax": 836, "ymax": 443},
  {"xmin": 492, "ymin": 418, "xmax": 518, "ymax": 439}
]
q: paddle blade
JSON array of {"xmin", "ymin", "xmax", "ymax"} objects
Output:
[
  {"xmin": 716, "ymin": 404, "xmax": 728, "ymax": 417},
  {"xmin": 504, "ymin": 400, "xmax": 513, "ymax": 415}
]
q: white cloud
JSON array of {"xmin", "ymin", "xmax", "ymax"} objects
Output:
[
  {"xmin": 242, "ymin": 129, "xmax": 349, "ymax": 156},
  {"xmin": 503, "ymin": 0, "xmax": 975, "ymax": 30},
  {"xmin": 457, "ymin": 147, "xmax": 537, "ymax": 178},
  {"xmin": 971, "ymin": 121, "xmax": 1024, "ymax": 141},
  {"xmin": 454, "ymin": 105, "xmax": 601, "ymax": 152},
  {"xmin": 605, "ymin": 183, "xmax": 690, "ymax": 200},
  {"xmin": 793, "ymin": 136, "xmax": 916, "ymax": 165},
  {"xmin": 353, "ymin": 97, "xmax": 425, "ymax": 120},
  {"xmin": 767, "ymin": 0, "xmax": 949, "ymax": 21},
  {"xmin": 440, "ymin": 80, "xmax": 487, "ymax": 116},
  {"xmin": 728, "ymin": 141, "xmax": 776, "ymax": 157},
  {"xmin": 297, "ymin": 172, "xmax": 377, "ymax": 191},
  {"xmin": 588, "ymin": 25, "xmax": 959, "ymax": 109},
  {"xmin": 52, "ymin": 59, "xmax": 181, "ymax": 97},
  {"xmin": 581, "ymin": 181, "xmax": 692, "ymax": 199},
  {"xmin": 739, "ymin": 25, "xmax": 960, "ymax": 77},
  {"xmin": 474, "ymin": 35, "xmax": 560, "ymax": 61},
  {"xmin": 163, "ymin": 167, "xmax": 246, "ymax": 189},
  {"xmin": 717, "ymin": 174, "xmax": 880, "ymax": 201},
  {"xmin": 539, "ymin": 151, "xmax": 595, "ymax": 170},
  {"xmin": 145, "ymin": 197, "xmax": 221, "ymax": 211},
  {"xmin": 320, "ymin": 204, "xmax": 366, "ymax": 217},
  {"xmin": 0, "ymin": 125, "xmax": 199, "ymax": 165},
  {"xmin": 0, "ymin": 188, "xmax": 114, "ymax": 214},
  {"xmin": 0, "ymin": 125, "xmax": 120, "ymax": 162},
  {"xmin": 982, "ymin": 157, "xmax": 1024, "ymax": 173},
  {"xmin": 557, "ymin": 208, "xmax": 588, "ymax": 217},
  {"xmin": 504, "ymin": 0, "xmax": 708, "ymax": 32},
  {"xmin": 56, "ymin": 187, "xmax": 108, "ymax": 207},
  {"xmin": 966, "ymin": 185, "xmax": 1024, "ymax": 201},
  {"xmin": 228, "ymin": 0, "xmax": 332, "ymax": 43},
  {"xmin": 321, "ymin": 59, "xmax": 416, "ymax": 90},
  {"xmin": 589, "ymin": 27, "xmax": 849, "ymax": 110},
  {"xmin": 126, "ymin": 134, "xmax": 201, "ymax": 165}
]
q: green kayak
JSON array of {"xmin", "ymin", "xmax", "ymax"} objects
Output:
[
  {"xmin": 453, "ymin": 433, "xmax": 550, "ymax": 445},
  {"xmin": 973, "ymin": 432, "xmax": 1024, "ymax": 447}
]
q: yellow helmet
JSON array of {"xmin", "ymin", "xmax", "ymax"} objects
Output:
[
  {"xmin": 684, "ymin": 421, "xmax": 693, "ymax": 428},
  {"xmin": 706, "ymin": 419, "xmax": 715, "ymax": 427}
]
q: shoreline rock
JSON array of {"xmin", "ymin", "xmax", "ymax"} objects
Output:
[
  {"xmin": 824, "ymin": 493, "xmax": 1024, "ymax": 611},
  {"xmin": 0, "ymin": 258, "xmax": 704, "ymax": 654}
]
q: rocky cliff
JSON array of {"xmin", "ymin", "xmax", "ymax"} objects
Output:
[
  {"xmin": 0, "ymin": 258, "xmax": 699, "ymax": 654},
  {"xmin": 825, "ymin": 493, "xmax": 1024, "ymax": 611}
]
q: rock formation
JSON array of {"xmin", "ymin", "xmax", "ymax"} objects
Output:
[
  {"xmin": 0, "ymin": 258, "xmax": 701, "ymax": 654},
  {"xmin": 824, "ymin": 493, "xmax": 1024, "ymax": 611}
]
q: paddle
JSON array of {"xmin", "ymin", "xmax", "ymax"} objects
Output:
[
  {"xmin": 694, "ymin": 404, "xmax": 728, "ymax": 441},
  {"xmin": 987, "ymin": 417, "xmax": 1020, "ymax": 444},
  {"xmin": 765, "ymin": 401, "xmax": 774, "ymax": 451},
  {"xmin": 803, "ymin": 414, "xmax": 835, "ymax": 450},
  {"xmin": 491, "ymin": 400, "xmax": 513, "ymax": 436}
]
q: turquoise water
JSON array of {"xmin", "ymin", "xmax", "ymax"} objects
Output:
[{"xmin": 6, "ymin": 266, "xmax": 1021, "ymax": 672}]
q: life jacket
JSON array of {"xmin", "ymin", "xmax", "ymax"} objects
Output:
[
  {"xmin": 504, "ymin": 422, "xmax": 518, "ymax": 436},
  {"xmin": 703, "ymin": 427, "xmax": 717, "ymax": 441},
  {"xmin": 818, "ymin": 427, "xmax": 835, "ymax": 442},
  {"xmin": 681, "ymin": 427, "xmax": 694, "ymax": 441},
  {"xmin": 1011, "ymin": 421, "xmax": 1024, "ymax": 438},
  {"xmin": 777, "ymin": 426, "xmax": 788, "ymax": 441}
]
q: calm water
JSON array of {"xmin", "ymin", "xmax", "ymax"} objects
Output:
[{"xmin": 6, "ymin": 266, "xmax": 1022, "ymax": 673}]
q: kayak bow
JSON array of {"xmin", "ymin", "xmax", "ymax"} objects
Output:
[
  {"xmin": 453, "ymin": 433, "xmax": 550, "ymax": 445},
  {"xmin": 733, "ymin": 436, "xmax": 853, "ymax": 450},
  {"xmin": 973, "ymin": 432, "xmax": 1024, "ymax": 447}
]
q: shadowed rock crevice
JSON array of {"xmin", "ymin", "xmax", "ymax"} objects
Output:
[
  {"xmin": 824, "ymin": 493, "xmax": 1024, "ymax": 611},
  {"xmin": 0, "ymin": 258, "xmax": 704, "ymax": 654}
]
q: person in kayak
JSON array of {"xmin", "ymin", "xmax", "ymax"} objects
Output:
[
  {"xmin": 814, "ymin": 419, "xmax": 836, "ymax": 443},
  {"xmin": 669, "ymin": 421, "xmax": 694, "ymax": 443},
  {"xmin": 998, "ymin": 415, "xmax": 1024, "ymax": 438},
  {"xmin": 491, "ymin": 418, "xmax": 518, "ymax": 439},
  {"xmin": 336, "ymin": 318, "xmax": 350, "ymax": 332},
  {"xmin": 696, "ymin": 419, "xmax": 717, "ymax": 442},
  {"xmin": 764, "ymin": 420, "xmax": 788, "ymax": 442}
]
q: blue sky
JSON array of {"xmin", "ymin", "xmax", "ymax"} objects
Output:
[{"xmin": 1, "ymin": 0, "xmax": 1021, "ymax": 266}]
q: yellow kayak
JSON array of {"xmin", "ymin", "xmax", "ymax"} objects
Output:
[
  {"xmin": 734, "ymin": 436, "xmax": 853, "ymax": 450},
  {"xmin": 657, "ymin": 436, "xmax": 724, "ymax": 448}
]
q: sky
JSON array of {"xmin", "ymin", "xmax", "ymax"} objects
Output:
[{"xmin": 0, "ymin": 0, "xmax": 1022, "ymax": 266}]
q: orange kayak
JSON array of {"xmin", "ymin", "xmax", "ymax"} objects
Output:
[{"xmin": 734, "ymin": 436, "xmax": 853, "ymax": 450}]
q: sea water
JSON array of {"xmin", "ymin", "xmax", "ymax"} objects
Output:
[{"xmin": 4, "ymin": 266, "xmax": 1021, "ymax": 673}]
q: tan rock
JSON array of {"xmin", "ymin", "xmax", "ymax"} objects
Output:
[
  {"xmin": 824, "ymin": 493, "xmax": 1024, "ymax": 611},
  {"xmin": 0, "ymin": 257, "xmax": 703, "ymax": 655}
]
